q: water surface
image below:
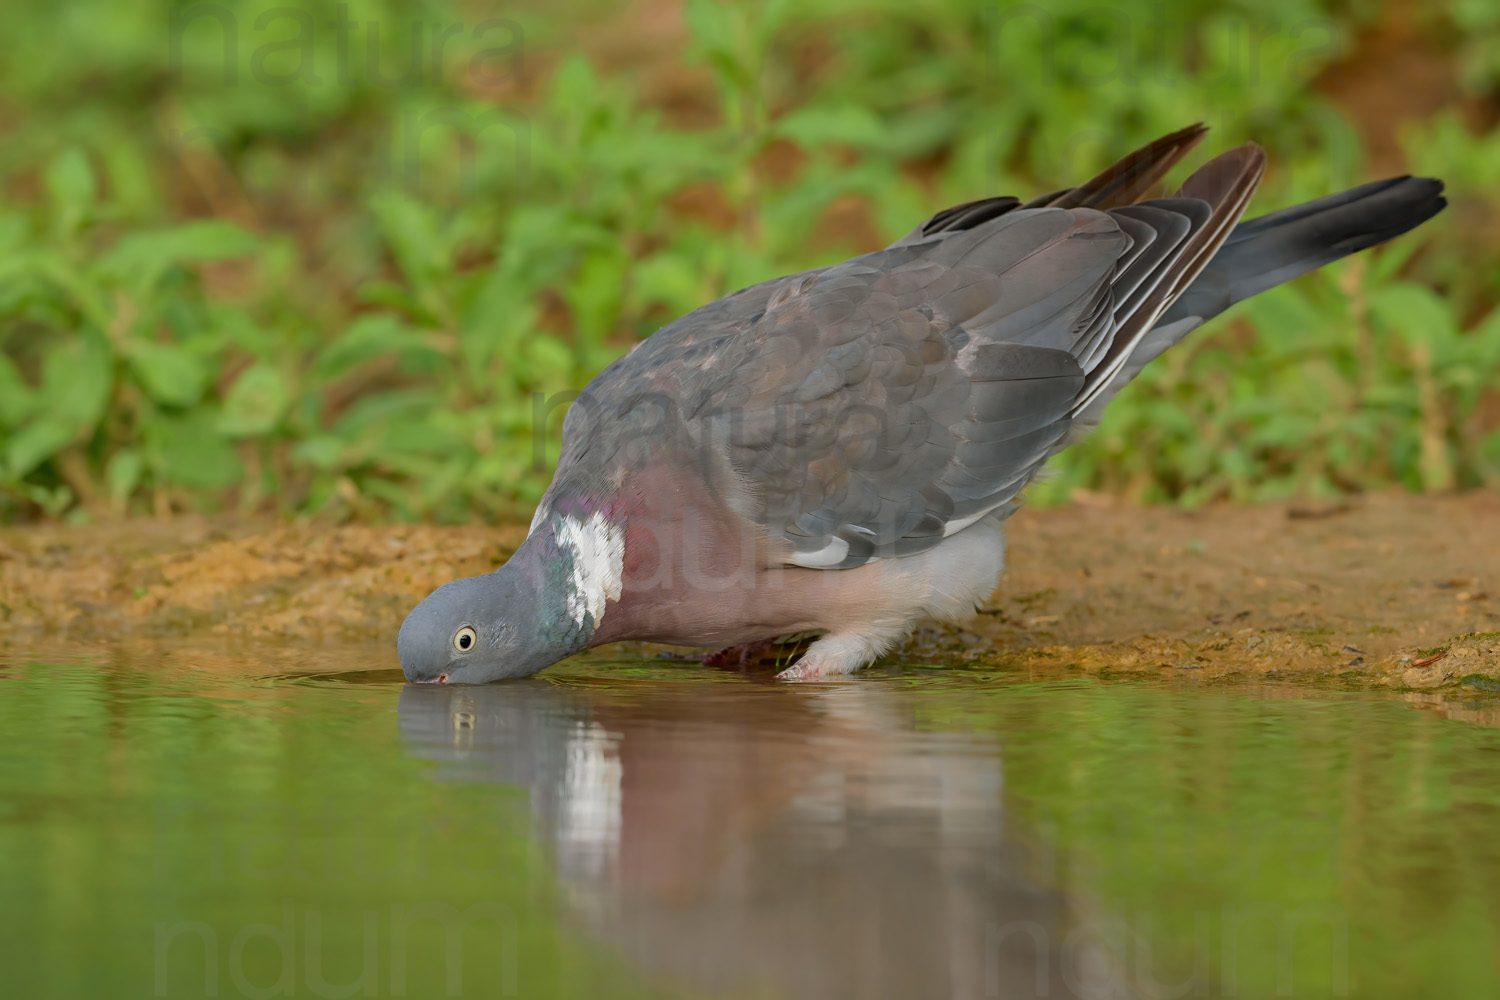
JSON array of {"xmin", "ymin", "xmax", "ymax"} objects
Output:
[{"xmin": 3, "ymin": 647, "xmax": 1499, "ymax": 998}]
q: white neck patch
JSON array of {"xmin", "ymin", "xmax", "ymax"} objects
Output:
[{"xmin": 554, "ymin": 512, "xmax": 626, "ymax": 628}]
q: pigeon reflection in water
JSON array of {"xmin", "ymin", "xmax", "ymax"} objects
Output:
[{"xmin": 398, "ymin": 678, "xmax": 1131, "ymax": 1000}]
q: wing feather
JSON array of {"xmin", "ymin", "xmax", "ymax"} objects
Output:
[{"xmin": 551, "ymin": 128, "xmax": 1267, "ymax": 570}]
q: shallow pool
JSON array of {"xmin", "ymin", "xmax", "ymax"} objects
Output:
[{"xmin": 3, "ymin": 646, "xmax": 1499, "ymax": 998}]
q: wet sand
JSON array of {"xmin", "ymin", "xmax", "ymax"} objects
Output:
[{"xmin": 2, "ymin": 492, "xmax": 1497, "ymax": 690}]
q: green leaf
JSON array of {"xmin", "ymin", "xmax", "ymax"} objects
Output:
[
  {"xmin": 564, "ymin": 249, "xmax": 626, "ymax": 347},
  {"xmin": 0, "ymin": 353, "xmax": 33, "ymax": 427},
  {"xmin": 632, "ymin": 251, "xmax": 703, "ymax": 312},
  {"xmin": 774, "ymin": 105, "xmax": 886, "ymax": 151},
  {"xmin": 0, "ymin": 212, "xmax": 28, "ymax": 255},
  {"xmin": 146, "ymin": 220, "xmax": 257, "ymax": 263},
  {"xmin": 105, "ymin": 450, "xmax": 143, "ymax": 506},
  {"xmin": 144, "ymin": 417, "xmax": 241, "ymax": 490},
  {"xmin": 20, "ymin": 482, "xmax": 74, "ymax": 517},
  {"xmin": 546, "ymin": 56, "xmax": 602, "ymax": 125},
  {"xmin": 28, "ymin": 251, "xmax": 113, "ymax": 329},
  {"xmin": 1367, "ymin": 237, "xmax": 1423, "ymax": 286},
  {"xmin": 126, "ymin": 342, "xmax": 207, "ymax": 408},
  {"xmin": 1370, "ymin": 283, "xmax": 1456, "ymax": 348},
  {"xmin": 331, "ymin": 389, "xmax": 440, "ymax": 438},
  {"xmin": 369, "ymin": 194, "xmax": 449, "ymax": 315},
  {"xmin": 1244, "ymin": 283, "xmax": 1329, "ymax": 351},
  {"xmin": 523, "ymin": 336, "xmax": 575, "ymax": 383},
  {"xmin": 290, "ymin": 435, "xmax": 345, "ymax": 471},
  {"xmin": 45, "ymin": 147, "xmax": 96, "ymax": 239},
  {"xmin": 99, "ymin": 221, "xmax": 255, "ymax": 296},
  {"xmin": 4, "ymin": 418, "xmax": 74, "ymax": 479},
  {"xmin": 40, "ymin": 336, "xmax": 113, "ymax": 432},
  {"xmin": 685, "ymin": 0, "xmax": 751, "ymax": 94},
  {"xmin": 219, "ymin": 364, "xmax": 289, "ymax": 437},
  {"xmin": 461, "ymin": 274, "xmax": 535, "ymax": 371},
  {"xmin": 312, "ymin": 316, "xmax": 446, "ymax": 381}
]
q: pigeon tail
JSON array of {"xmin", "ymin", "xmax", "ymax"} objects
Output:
[
  {"xmin": 1162, "ymin": 175, "xmax": 1447, "ymax": 327},
  {"xmin": 1073, "ymin": 174, "xmax": 1447, "ymax": 432}
]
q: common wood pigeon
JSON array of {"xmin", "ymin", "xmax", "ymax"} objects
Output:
[{"xmin": 399, "ymin": 124, "xmax": 1446, "ymax": 682}]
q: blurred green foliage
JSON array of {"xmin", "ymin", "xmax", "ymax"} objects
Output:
[{"xmin": 0, "ymin": 0, "xmax": 1496, "ymax": 521}]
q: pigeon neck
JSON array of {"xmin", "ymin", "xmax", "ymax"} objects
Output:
[{"xmin": 513, "ymin": 507, "xmax": 626, "ymax": 654}]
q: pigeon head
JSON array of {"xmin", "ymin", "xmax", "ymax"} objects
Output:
[
  {"xmin": 397, "ymin": 571, "xmax": 564, "ymax": 684},
  {"xmin": 398, "ymin": 512, "xmax": 623, "ymax": 683}
]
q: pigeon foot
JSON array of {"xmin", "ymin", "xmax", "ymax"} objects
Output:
[
  {"xmin": 775, "ymin": 655, "xmax": 839, "ymax": 681},
  {"xmin": 774, "ymin": 630, "xmax": 901, "ymax": 681}
]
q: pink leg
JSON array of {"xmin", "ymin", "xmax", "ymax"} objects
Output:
[{"xmin": 702, "ymin": 637, "xmax": 810, "ymax": 670}]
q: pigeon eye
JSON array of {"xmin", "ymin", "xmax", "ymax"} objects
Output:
[{"xmin": 453, "ymin": 626, "xmax": 478, "ymax": 652}]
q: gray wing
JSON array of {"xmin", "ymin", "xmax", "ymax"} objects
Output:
[
  {"xmin": 555, "ymin": 140, "xmax": 1264, "ymax": 570},
  {"xmin": 697, "ymin": 145, "xmax": 1264, "ymax": 568},
  {"xmin": 559, "ymin": 123, "xmax": 1210, "ymax": 464}
]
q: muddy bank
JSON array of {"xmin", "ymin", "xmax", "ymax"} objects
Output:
[{"xmin": 2, "ymin": 492, "xmax": 1498, "ymax": 690}]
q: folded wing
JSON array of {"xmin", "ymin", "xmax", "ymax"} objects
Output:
[{"xmin": 693, "ymin": 139, "xmax": 1266, "ymax": 568}]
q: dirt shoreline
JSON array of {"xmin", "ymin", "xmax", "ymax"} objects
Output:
[{"xmin": 2, "ymin": 492, "xmax": 1498, "ymax": 691}]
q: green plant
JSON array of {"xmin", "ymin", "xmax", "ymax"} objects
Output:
[
  {"xmin": 0, "ymin": 0, "xmax": 1496, "ymax": 522},
  {"xmin": 0, "ymin": 147, "xmax": 263, "ymax": 515}
]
